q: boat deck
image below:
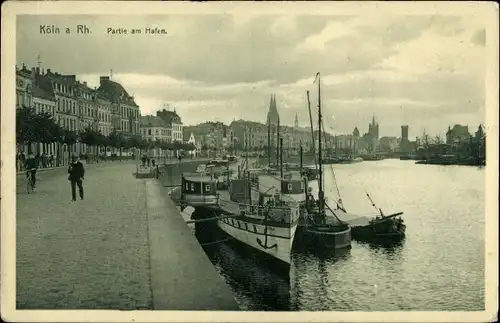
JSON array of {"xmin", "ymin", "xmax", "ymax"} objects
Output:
[{"xmin": 330, "ymin": 208, "xmax": 371, "ymax": 226}]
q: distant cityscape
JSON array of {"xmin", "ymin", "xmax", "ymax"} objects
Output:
[{"xmin": 16, "ymin": 64, "xmax": 485, "ymax": 163}]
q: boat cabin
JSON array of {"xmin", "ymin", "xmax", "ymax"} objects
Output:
[
  {"xmin": 237, "ymin": 189, "xmax": 299, "ymax": 225},
  {"xmin": 181, "ymin": 173, "xmax": 219, "ymax": 206},
  {"xmin": 280, "ymin": 176, "xmax": 306, "ymax": 205}
]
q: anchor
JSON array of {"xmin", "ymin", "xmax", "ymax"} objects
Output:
[
  {"xmin": 256, "ymin": 209, "xmax": 277, "ymax": 250},
  {"xmin": 256, "ymin": 233, "xmax": 277, "ymax": 250}
]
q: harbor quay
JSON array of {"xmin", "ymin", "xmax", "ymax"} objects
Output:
[{"xmin": 16, "ymin": 159, "xmax": 240, "ymax": 310}]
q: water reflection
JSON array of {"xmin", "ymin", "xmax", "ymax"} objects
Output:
[
  {"xmin": 182, "ymin": 161, "xmax": 484, "ymax": 311},
  {"xmin": 195, "ymin": 223, "xmax": 291, "ymax": 311},
  {"xmin": 291, "ymin": 247, "xmax": 352, "ymax": 311}
]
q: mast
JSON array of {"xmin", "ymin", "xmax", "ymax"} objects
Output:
[
  {"xmin": 316, "ymin": 72, "xmax": 324, "ymax": 216},
  {"xmin": 276, "ymin": 115, "xmax": 280, "ymax": 167},
  {"xmin": 299, "ymin": 143, "xmax": 303, "ymax": 173},
  {"xmin": 280, "ymin": 137, "xmax": 284, "ymax": 179},
  {"xmin": 267, "ymin": 116, "xmax": 271, "ymax": 166},
  {"xmin": 306, "ymin": 91, "xmax": 317, "ymax": 168}
]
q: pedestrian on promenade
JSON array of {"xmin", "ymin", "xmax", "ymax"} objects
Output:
[
  {"xmin": 24, "ymin": 153, "xmax": 39, "ymax": 191},
  {"xmin": 20, "ymin": 152, "xmax": 26, "ymax": 170},
  {"xmin": 68, "ymin": 154, "xmax": 85, "ymax": 201}
]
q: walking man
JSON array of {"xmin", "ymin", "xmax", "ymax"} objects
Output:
[{"xmin": 68, "ymin": 154, "xmax": 85, "ymax": 201}]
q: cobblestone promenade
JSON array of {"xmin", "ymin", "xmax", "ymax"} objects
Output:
[
  {"xmin": 16, "ymin": 162, "xmax": 153, "ymax": 309},
  {"xmin": 16, "ymin": 159, "xmax": 238, "ymax": 310}
]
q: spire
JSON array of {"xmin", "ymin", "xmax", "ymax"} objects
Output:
[
  {"xmin": 294, "ymin": 112, "xmax": 298, "ymax": 127},
  {"xmin": 267, "ymin": 93, "xmax": 279, "ymax": 125},
  {"xmin": 372, "ymin": 113, "xmax": 376, "ymax": 125}
]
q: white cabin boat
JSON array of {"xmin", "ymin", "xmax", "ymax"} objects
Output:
[{"xmin": 217, "ymin": 174, "xmax": 300, "ymax": 266}]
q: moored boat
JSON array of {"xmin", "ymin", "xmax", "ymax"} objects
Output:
[
  {"xmin": 296, "ymin": 73, "xmax": 352, "ymax": 250},
  {"xmin": 350, "ymin": 212, "xmax": 406, "ymax": 243},
  {"xmin": 213, "ymin": 127, "xmax": 300, "ymax": 269},
  {"xmin": 180, "ymin": 173, "xmax": 219, "ymax": 208}
]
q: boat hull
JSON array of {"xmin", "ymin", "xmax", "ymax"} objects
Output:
[
  {"xmin": 351, "ymin": 225, "xmax": 405, "ymax": 244},
  {"xmin": 299, "ymin": 225, "xmax": 352, "ymax": 249},
  {"xmin": 217, "ymin": 216, "xmax": 297, "ymax": 266}
]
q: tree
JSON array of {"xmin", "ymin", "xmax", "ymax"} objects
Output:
[
  {"xmin": 16, "ymin": 106, "xmax": 58, "ymax": 154},
  {"xmin": 108, "ymin": 131, "xmax": 126, "ymax": 157},
  {"xmin": 79, "ymin": 126, "xmax": 100, "ymax": 158},
  {"xmin": 60, "ymin": 129, "xmax": 78, "ymax": 161}
]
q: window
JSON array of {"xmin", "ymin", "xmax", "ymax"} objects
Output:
[
  {"xmin": 288, "ymin": 183, "xmax": 292, "ymax": 191},
  {"xmin": 253, "ymin": 225, "xmax": 257, "ymax": 233},
  {"xmin": 205, "ymin": 185, "xmax": 210, "ymax": 191}
]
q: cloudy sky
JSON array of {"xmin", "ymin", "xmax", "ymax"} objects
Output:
[{"xmin": 17, "ymin": 11, "xmax": 487, "ymax": 139}]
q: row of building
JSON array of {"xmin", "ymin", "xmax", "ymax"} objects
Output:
[
  {"xmin": 18, "ymin": 63, "xmax": 484, "ymax": 160},
  {"xmin": 16, "ymin": 64, "xmax": 142, "ymax": 156}
]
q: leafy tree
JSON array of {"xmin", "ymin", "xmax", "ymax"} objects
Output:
[
  {"xmin": 108, "ymin": 131, "xmax": 127, "ymax": 157},
  {"xmin": 60, "ymin": 129, "xmax": 78, "ymax": 160},
  {"xmin": 79, "ymin": 126, "xmax": 101, "ymax": 157},
  {"xmin": 16, "ymin": 106, "xmax": 65, "ymax": 155}
]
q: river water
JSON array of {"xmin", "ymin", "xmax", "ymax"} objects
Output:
[{"xmin": 188, "ymin": 160, "xmax": 485, "ymax": 311}]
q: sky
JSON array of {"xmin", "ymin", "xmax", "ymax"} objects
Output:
[{"xmin": 17, "ymin": 12, "xmax": 487, "ymax": 139}]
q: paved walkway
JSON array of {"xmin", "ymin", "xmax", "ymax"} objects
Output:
[{"xmin": 16, "ymin": 160, "xmax": 239, "ymax": 310}]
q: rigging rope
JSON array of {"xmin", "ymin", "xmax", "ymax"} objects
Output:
[{"xmin": 320, "ymin": 119, "xmax": 344, "ymax": 207}]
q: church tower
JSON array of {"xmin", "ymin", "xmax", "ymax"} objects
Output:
[{"xmin": 266, "ymin": 94, "xmax": 280, "ymax": 162}]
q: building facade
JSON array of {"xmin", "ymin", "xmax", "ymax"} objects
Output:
[
  {"xmin": 96, "ymin": 76, "xmax": 141, "ymax": 136},
  {"xmin": 16, "ymin": 64, "xmax": 141, "ymax": 159},
  {"xmin": 96, "ymin": 93, "xmax": 112, "ymax": 136},
  {"xmin": 140, "ymin": 115, "xmax": 171, "ymax": 158},
  {"xmin": 186, "ymin": 132, "xmax": 199, "ymax": 157},
  {"xmin": 157, "ymin": 108, "xmax": 183, "ymax": 143},
  {"xmin": 446, "ymin": 124, "xmax": 471, "ymax": 145},
  {"xmin": 16, "ymin": 65, "xmax": 33, "ymax": 109},
  {"xmin": 32, "ymin": 77, "xmax": 57, "ymax": 156}
]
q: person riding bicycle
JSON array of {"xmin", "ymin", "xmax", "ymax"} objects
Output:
[{"xmin": 24, "ymin": 153, "xmax": 39, "ymax": 190}]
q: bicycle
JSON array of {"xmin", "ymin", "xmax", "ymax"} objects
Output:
[{"xmin": 26, "ymin": 168, "xmax": 36, "ymax": 194}]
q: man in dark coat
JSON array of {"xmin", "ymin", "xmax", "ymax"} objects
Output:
[{"xmin": 68, "ymin": 154, "xmax": 85, "ymax": 201}]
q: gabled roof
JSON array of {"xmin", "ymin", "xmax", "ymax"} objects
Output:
[
  {"xmin": 45, "ymin": 71, "xmax": 76, "ymax": 86},
  {"xmin": 157, "ymin": 109, "xmax": 182, "ymax": 125},
  {"xmin": 140, "ymin": 115, "xmax": 168, "ymax": 128},
  {"xmin": 97, "ymin": 79, "xmax": 138, "ymax": 106},
  {"xmin": 33, "ymin": 74, "xmax": 56, "ymax": 101},
  {"xmin": 32, "ymin": 85, "xmax": 55, "ymax": 101}
]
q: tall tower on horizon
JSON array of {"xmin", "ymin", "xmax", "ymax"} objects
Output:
[
  {"xmin": 368, "ymin": 113, "xmax": 380, "ymax": 139},
  {"xmin": 266, "ymin": 94, "xmax": 280, "ymax": 162}
]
